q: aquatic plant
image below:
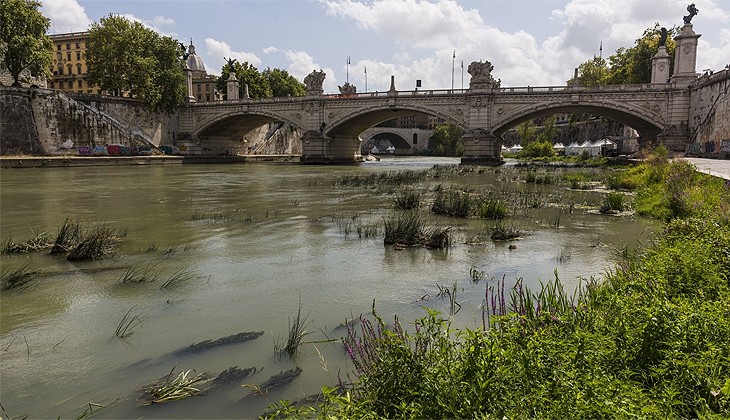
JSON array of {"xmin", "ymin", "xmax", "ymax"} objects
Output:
[
  {"xmin": 469, "ymin": 265, "xmax": 485, "ymax": 283},
  {"xmin": 490, "ymin": 221, "xmax": 521, "ymax": 241},
  {"xmin": 50, "ymin": 216, "xmax": 82, "ymax": 254},
  {"xmin": 393, "ymin": 189, "xmax": 422, "ymax": 210},
  {"xmin": 383, "ymin": 212, "xmax": 423, "ymax": 245},
  {"xmin": 159, "ymin": 268, "xmax": 196, "ymax": 289},
  {"xmin": 600, "ymin": 192, "xmax": 626, "ymax": 213},
  {"xmin": 2, "ymin": 230, "xmax": 53, "ymax": 254},
  {"xmin": 66, "ymin": 224, "xmax": 126, "ymax": 261},
  {"xmin": 118, "ymin": 264, "xmax": 160, "ymax": 283},
  {"xmin": 137, "ymin": 367, "xmax": 211, "ymax": 405},
  {"xmin": 115, "ymin": 306, "xmax": 143, "ymax": 338},
  {"xmin": 275, "ymin": 300, "xmax": 313, "ymax": 358},
  {"xmin": 0, "ymin": 263, "xmax": 37, "ymax": 290},
  {"xmin": 431, "ymin": 189, "xmax": 473, "ymax": 218},
  {"xmin": 476, "ymin": 195, "xmax": 508, "ymax": 219}
]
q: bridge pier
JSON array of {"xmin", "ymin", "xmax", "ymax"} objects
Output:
[
  {"xmin": 300, "ymin": 131, "xmax": 362, "ymax": 164},
  {"xmin": 460, "ymin": 128, "xmax": 504, "ymax": 166}
]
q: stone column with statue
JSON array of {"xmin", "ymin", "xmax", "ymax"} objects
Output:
[
  {"xmin": 651, "ymin": 28, "xmax": 671, "ymax": 84},
  {"xmin": 461, "ymin": 60, "xmax": 504, "ymax": 166}
]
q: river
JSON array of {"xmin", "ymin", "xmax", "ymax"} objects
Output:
[{"xmin": 0, "ymin": 157, "xmax": 658, "ymax": 419}]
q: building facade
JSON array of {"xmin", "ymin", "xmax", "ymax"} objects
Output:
[
  {"xmin": 48, "ymin": 32, "xmax": 100, "ymax": 94},
  {"xmin": 186, "ymin": 42, "xmax": 218, "ymax": 102}
]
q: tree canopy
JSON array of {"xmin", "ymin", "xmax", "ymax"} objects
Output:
[
  {"xmin": 431, "ymin": 123, "xmax": 464, "ymax": 156},
  {"xmin": 216, "ymin": 63, "xmax": 305, "ymax": 99},
  {"xmin": 0, "ymin": 0, "xmax": 52, "ymax": 86},
  {"xmin": 572, "ymin": 24, "xmax": 678, "ymax": 86},
  {"xmin": 86, "ymin": 14, "xmax": 186, "ymax": 113}
]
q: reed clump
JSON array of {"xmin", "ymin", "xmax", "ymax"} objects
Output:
[
  {"xmin": 600, "ymin": 192, "xmax": 626, "ymax": 214},
  {"xmin": 275, "ymin": 301, "xmax": 313, "ymax": 358},
  {"xmin": 2, "ymin": 230, "xmax": 53, "ymax": 254},
  {"xmin": 66, "ymin": 224, "xmax": 126, "ymax": 261},
  {"xmin": 393, "ymin": 190, "xmax": 422, "ymax": 210},
  {"xmin": 383, "ymin": 212, "xmax": 450, "ymax": 249},
  {"xmin": 119, "ymin": 264, "xmax": 160, "ymax": 283},
  {"xmin": 1, "ymin": 264, "xmax": 38, "ymax": 290}
]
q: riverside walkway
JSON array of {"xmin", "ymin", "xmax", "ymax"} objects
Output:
[{"xmin": 682, "ymin": 157, "xmax": 730, "ymax": 180}]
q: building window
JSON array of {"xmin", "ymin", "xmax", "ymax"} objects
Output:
[
  {"xmin": 66, "ymin": 43, "xmax": 70, "ymax": 50},
  {"xmin": 206, "ymin": 94, "xmax": 210, "ymax": 101},
  {"xmin": 197, "ymin": 84, "xmax": 201, "ymax": 92},
  {"xmin": 67, "ymin": 52, "xmax": 71, "ymax": 61},
  {"xmin": 67, "ymin": 64, "xmax": 72, "ymax": 74},
  {"xmin": 206, "ymin": 84, "xmax": 210, "ymax": 91},
  {"xmin": 77, "ymin": 63, "xmax": 82, "ymax": 74},
  {"xmin": 75, "ymin": 42, "xmax": 80, "ymax": 49},
  {"xmin": 60, "ymin": 81, "xmax": 64, "ymax": 89},
  {"xmin": 58, "ymin": 65, "xmax": 63, "ymax": 75},
  {"xmin": 79, "ymin": 80, "xmax": 83, "ymax": 88},
  {"xmin": 76, "ymin": 52, "xmax": 80, "ymax": 60},
  {"xmin": 413, "ymin": 133, "xmax": 418, "ymax": 145},
  {"xmin": 50, "ymin": 82, "xmax": 55, "ymax": 88},
  {"xmin": 197, "ymin": 94, "xmax": 202, "ymax": 101},
  {"xmin": 57, "ymin": 52, "xmax": 62, "ymax": 61}
]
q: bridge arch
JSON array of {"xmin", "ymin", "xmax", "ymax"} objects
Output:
[
  {"xmin": 324, "ymin": 103, "xmax": 466, "ymax": 138},
  {"xmin": 194, "ymin": 108, "xmax": 304, "ymax": 138},
  {"xmin": 362, "ymin": 131, "xmax": 411, "ymax": 150},
  {"xmin": 492, "ymin": 100, "xmax": 665, "ymax": 140}
]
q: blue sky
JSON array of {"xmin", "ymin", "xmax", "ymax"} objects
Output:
[{"xmin": 42, "ymin": 0, "xmax": 730, "ymax": 93}]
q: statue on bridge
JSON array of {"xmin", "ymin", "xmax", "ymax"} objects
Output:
[
  {"xmin": 467, "ymin": 60, "xmax": 501, "ymax": 90},
  {"xmin": 224, "ymin": 57, "xmax": 238, "ymax": 70},
  {"xmin": 683, "ymin": 3, "xmax": 699, "ymax": 24},
  {"xmin": 304, "ymin": 69, "xmax": 326, "ymax": 91},
  {"xmin": 338, "ymin": 82, "xmax": 356, "ymax": 95},
  {"xmin": 659, "ymin": 27, "xmax": 668, "ymax": 47}
]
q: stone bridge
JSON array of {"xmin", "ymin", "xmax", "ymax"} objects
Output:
[
  {"xmin": 179, "ymin": 83, "xmax": 690, "ymax": 164},
  {"xmin": 177, "ymin": 23, "xmax": 708, "ymax": 164}
]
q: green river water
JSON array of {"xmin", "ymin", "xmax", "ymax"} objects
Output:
[{"xmin": 0, "ymin": 157, "xmax": 658, "ymax": 419}]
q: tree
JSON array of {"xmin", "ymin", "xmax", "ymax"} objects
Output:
[
  {"xmin": 216, "ymin": 61, "xmax": 271, "ymax": 99},
  {"xmin": 0, "ymin": 0, "xmax": 52, "ymax": 86},
  {"xmin": 573, "ymin": 57, "xmax": 610, "ymax": 87},
  {"xmin": 606, "ymin": 24, "xmax": 678, "ymax": 85},
  {"xmin": 263, "ymin": 68, "xmax": 305, "ymax": 97},
  {"xmin": 515, "ymin": 120, "xmax": 536, "ymax": 145},
  {"xmin": 86, "ymin": 14, "xmax": 185, "ymax": 113},
  {"xmin": 536, "ymin": 115, "xmax": 558, "ymax": 144},
  {"xmin": 431, "ymin": 123, "xmax": 464, "ymax": 156}
]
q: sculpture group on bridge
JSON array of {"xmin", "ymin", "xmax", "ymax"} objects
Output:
[
  {"xmin": 304, "ymin": 70, "xmax": 326, "ymax": 91},
  {"xmin": 467, "ymin": 60, "xmax": 501, "ymax": 89}
]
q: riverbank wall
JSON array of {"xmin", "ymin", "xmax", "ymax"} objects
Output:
[
  {"xmin": 0, "ymin": 86, "xmax": 178, "ymax": 156},
  {"xmin": 687, "ymin": 69, "xmax": 730, "ymax": 156},
  {"xmin": 0, "ymin": 154, "xmax": 300, "ymax": 168}
]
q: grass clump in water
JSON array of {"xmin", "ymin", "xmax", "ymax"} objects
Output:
[
  {"xmin": 393, "ymin": 190, "xmax": 422, "ymax": 210},
  {"xmin": 136, "ymin": 366, "xmax": 211, "ymax": 406},
  {"xmin": 66, "ymin": 224, "xmax": 126, "ymax": 261},
  {"xmin": 2, "ymin": 230, "xmax": 54, "ymax": 254},
  {"xmin": 600, "ymin": 192, "xmax": 626, "ymax": 213},
  {"xmin": 383, "ymin": 212, "xmax": 450, "ymax": 249},
  {"xmin": 1, "ymin": 263, "xmax": 38, "ymax": 290},
  {"xmin": 160, "ymin": 268, "xmax": 196, "ymax": 289},
  {"xmin": 119, "ymin": 264, "xmax": 160, "ymax": 283},
  {"xmin": 275, "ymin": 300, "xmax": 313, "ymax": 358},
  {"xmin": 50, "ymin": 217, "xmax": 83, "ymax": 254}
]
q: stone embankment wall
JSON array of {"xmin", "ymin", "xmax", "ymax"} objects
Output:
[
  {"xmin": 689, "ymin": 69, "xmax": 730, "ymax": 156},
  {"xmin": 0, "ymin": 86, "xmax": 177, "ymax": 156}
]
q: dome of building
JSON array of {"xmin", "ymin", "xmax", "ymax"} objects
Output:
[{"xmin": 185, "ymin": 42, "xmax": 206, "ymax": 76}]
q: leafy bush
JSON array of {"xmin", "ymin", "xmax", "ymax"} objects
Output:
[{"xmin": 520, "ymin": 140, "xmax": 555, "ymax": 158}]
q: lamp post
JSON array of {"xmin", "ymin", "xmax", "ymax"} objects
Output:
[
  {"xmin": 461, "ymin": 60, "xmax": 463, "ymax": 91},
  {"xmin": 451, "ymin": 50, "xmax": 455, "ymax": 91},
  {"xmin": 347, "ymin": 56, "xmax": 350, "ymax": 84},
  {"xmin": 364, "ymin": 65, "xmax": 367, "ymax": 92}
]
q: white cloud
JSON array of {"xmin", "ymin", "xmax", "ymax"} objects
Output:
[
  {"xmin": 697, "ymin": 28, "xmax": 730, "ymax": 71},
  {"xmin": 42, "ymin": 0, "xmax": 91, "ymax": 33},
  {"xmin": 269, "ymin": 48, "xmax": 338, "ymax": 92},
  {"xmin": 121, "ymin": 14, "xmax": 177, "ymax": 38},
  {"xmin": 204, "ymin": 38, "xmax": 262, "ymax": 76},
  {"xmin": 320, "ymin": 0, "xmax": 729, "ymax": 88}
]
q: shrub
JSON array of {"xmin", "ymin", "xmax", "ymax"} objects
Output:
[{"xmin": 600, "ymin": 192, "xmax": 625, "ymax": 213}]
